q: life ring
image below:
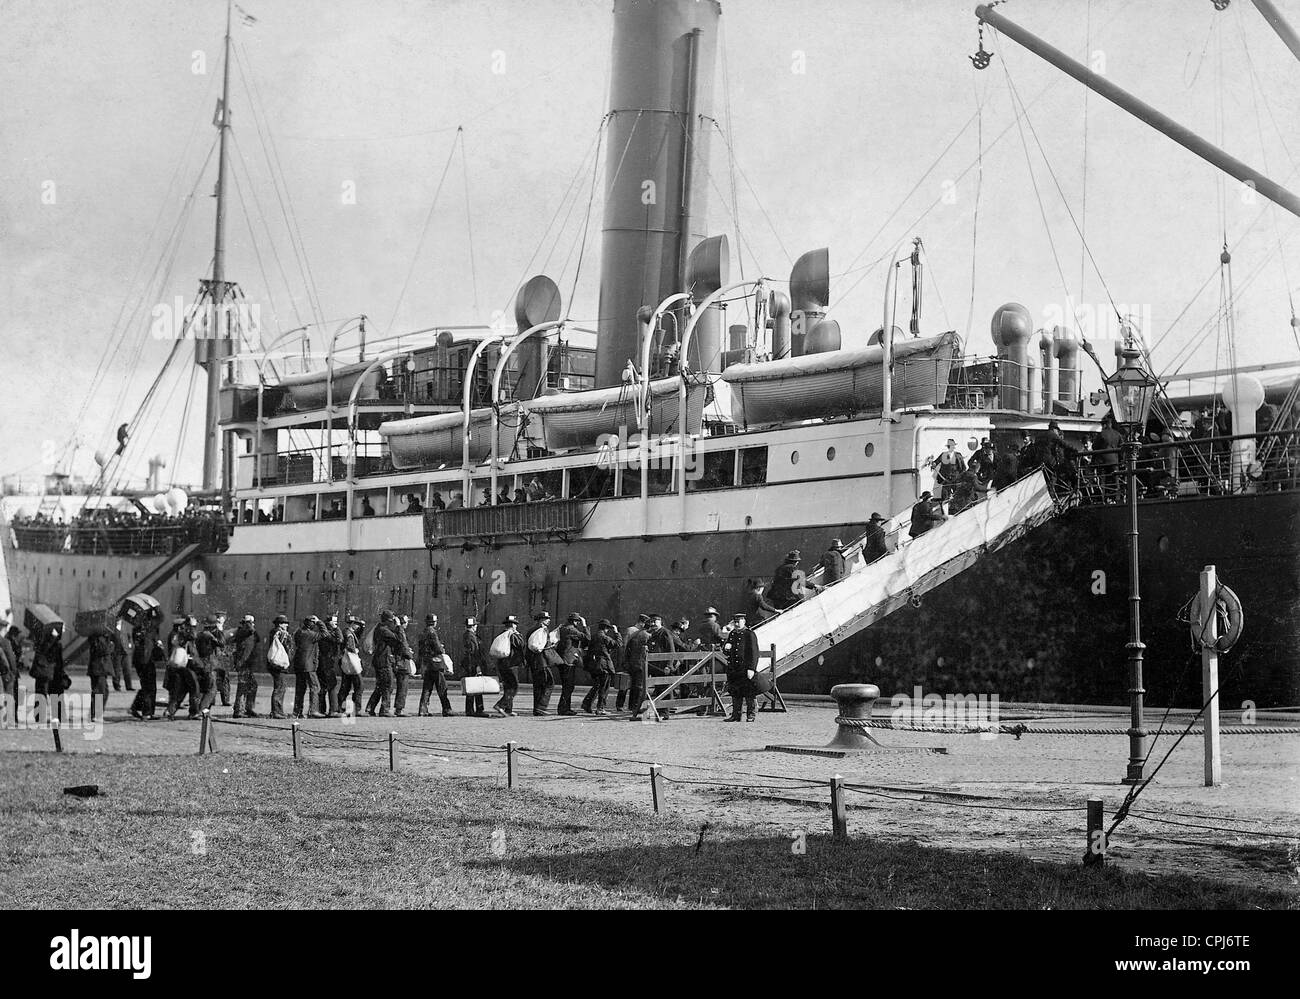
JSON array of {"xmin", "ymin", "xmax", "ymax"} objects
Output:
[{"xmin": 1189, "ymin": 583, "xmax": 1244, "ymax": 653}]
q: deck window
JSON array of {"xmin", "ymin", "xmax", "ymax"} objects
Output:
[
  {"xmin": 689, "ymin": 450, "xmax": 735, "ymax": 491},
  {"xmin": 740, "ymin": 446, "xmax": 768, "ymax": 485}
]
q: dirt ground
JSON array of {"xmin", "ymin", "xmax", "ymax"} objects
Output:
[{"xmin": 3, "ymin": 676, "xmax": 1297, "ymax": 895}]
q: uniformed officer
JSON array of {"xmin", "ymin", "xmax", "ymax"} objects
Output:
[
  {"xmin": 722, "ymin": 612, "xmax": 761, "ymax": 723},
  {"xmin": 231, "ymin": 614, "xmax": 262, "ymax": 717},
  {"xmin": 555, "ymin": 612, "xmax": 589, "ymax": 715},
  {"xmin": 417, "ymin": 613, "xmax": 456, "ymax": 717}
]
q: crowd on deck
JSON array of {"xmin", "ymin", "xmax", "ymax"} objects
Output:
[{"xmin": 8, "ymin": 508, "xmax": 230, "ymax": 554}]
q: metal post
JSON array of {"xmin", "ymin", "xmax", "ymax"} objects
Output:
[
  {"xmin": 650, "ymin": 763, "xmax": 663, "ymax": 814},
  {"xmin": 389, "ymin": 731, "xmax": 399, "ymax": 772},
  {"xmin": 506, "ymin": 740, "xmax": 517, "ymax": 788},
  {"xmin": 1122, "ymin": 438, "xmax": 1147, "ymax": 785},
  {"xmin": 1083, "ymin": 797, "xmax": 1106, "ymax": 867},
  {"xmin": 1200, "ymin": 565, "xmax": 1222, "ymax": 787},
  {"xmin": 291, "ymin": 721, "xmax": 301, "ymax": 760},
  {"xmin": 199, "ymin": 709, "xmax": 212, "ymax": 755},
  {"xmin": 830, "ymin": 775, "xmax": 847, "ymax": 838}
]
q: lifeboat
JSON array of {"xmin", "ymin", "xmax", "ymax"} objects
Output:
[
  {"xmin": 524, "ymin": 374, "xmax": 712, "ymax": 451},
  {"xmin": 378, "ymin": 404, "xmax": 538, "ymax": 469},
  {"xmin": 278, "ymin": 361, "xmax": 382, "ymax": 411},
  {"xmin": 720, "ymin": 331, "xmax": 959, "ymax": 425}
]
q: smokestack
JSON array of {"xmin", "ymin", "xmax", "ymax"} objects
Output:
[{"xmin": 594, "ymin": 0, "xmax": 721, "ymax": 389}]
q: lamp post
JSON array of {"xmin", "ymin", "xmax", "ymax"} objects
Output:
[{"xmin": 1103, "ymin": 340, "xmax": 1159, "ymax": 785}]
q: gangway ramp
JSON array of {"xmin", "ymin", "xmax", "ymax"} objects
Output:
[
  {"xmin": 62, "ymin": 542, "xmax": 201, "ymax": 664},
  {"xmin": 755, "ymin": 472, "xmax": 1068, "ymax": 680}
]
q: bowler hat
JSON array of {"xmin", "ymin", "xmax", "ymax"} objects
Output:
[
  {"xmin": 597, "ymin": 618, "xmax": 613, "ymax": 628},
  {"xmin": 534, "ymin": 611, "xmax": 551, "ymax": 621},
  {"xmin": 704, "ymin": 607, "xmax": 719, "ymax": 617},
  {"xmin": 869, "ymin": 512, "xmax": 885, "ymax": 522},
  {"xmin": 784, "ymin": 550, "xmax": 801, "ymax": 561},
  {"xmin": 502, "ymin": 615, "xmax": 519, "ymax": 625},
  {"xmin": 273, "ymin": 614, "xmax": 289, "ymax": 625},
  {"xmin": 426, "ymin": 614, "xmax": 438, "ymax": 624}
]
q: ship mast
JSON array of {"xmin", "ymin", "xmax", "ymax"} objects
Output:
[{"xmin": 200, "ymin": 0, "xmax": 234, "ymax": 499}]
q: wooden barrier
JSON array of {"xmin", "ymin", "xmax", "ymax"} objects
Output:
[
  {"xmin": 757, "ymin": 644, "xmax": 787, "ymax": 713},
  {"xmin": 641, "ymin": 650, "xmax": 729, "ymax": 722}
]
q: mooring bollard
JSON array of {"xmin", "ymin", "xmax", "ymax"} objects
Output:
[
  {"xmin": 389, "ymin": 732, "xmax": 399, "ymax": 772},
  {"xmin": 291, "ymin": 722, "xmax": 301, "ymax": 760},
  {"xmin": 506, "ymin": 741, "xmax": 517, "ymax": 789},
  {"xmin": 827, "ymin": 684, "xmax": 883, "ymax": 750},
  {"xmin": 1083, "ymin": 797, "xmax": 1106, "ymax": 867},
  {"xmin": 830, "ymin": 775, "xmax": 847, "ymax": 838},
  {"xmin": 51, "ymin": 718, "xmax": 63, "ymax": 754},
  {"xmin": 199, "ymin": 710, "xmax": 211, "ymax": 755},
  {"xmin": 650, "ymin": 764, "xmax": 663, "ymax": 814}
]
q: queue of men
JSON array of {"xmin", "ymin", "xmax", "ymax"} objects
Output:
[{"xmin": 27, "ymin": 601, "xmax": 770, "ymax": 726}]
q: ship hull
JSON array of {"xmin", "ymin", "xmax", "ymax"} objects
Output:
[{"xmin": 5, "ymin": 490, "xmax": 1298, "ymax": 707}]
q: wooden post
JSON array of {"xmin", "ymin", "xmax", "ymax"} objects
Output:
[
  {"xmin": 291, "ymin": 721, "xmax": 301, "ymax": 760},
  {"xmin": 830, "ymin": 775, "xmax": 847, "ymax": 838},
  {"xmin": 1200, "ymin": 565, "xmax": 1222, "ymax": 787},
  {"xmin": 389, "ymin": 731, "xmax": 399, "ymax": 772},
  {"xmin": 51, "ymin": 718, "xmax": 63, "ymax": 754},
  {"xmin": 650, "ymin": 763, "xmax": 663, "ymax": 814},
  {"xmin": 1083, "ymin": 797, "xmax": 1106, "ymax": 867},
  {"xmin": 199, "ymin": 710, "xmax": 211, "ymax": 755},
  {"xmin": 506, "ymin": 740, "xmax": 517, "ymax": 789}
]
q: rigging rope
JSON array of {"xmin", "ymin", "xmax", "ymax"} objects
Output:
[
  {"xmin": 386, "ymin": 131, "xmax": 462, "ymax": 333},
  {"xmin": 458, "ymin": 128, "xmax": 480, "ymax": 313}
]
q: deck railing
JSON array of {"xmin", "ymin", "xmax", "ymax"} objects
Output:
[{"xmin": 9, "ymin": 518, "xmax": 230, "ymax": 556}]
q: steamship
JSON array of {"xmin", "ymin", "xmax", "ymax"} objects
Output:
[{"xmin": 3, "ymin": 0, "xmax": 1298, "ymax": 709}]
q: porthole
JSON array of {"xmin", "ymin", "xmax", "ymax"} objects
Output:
[
  {"xmin": 290, "ymin": 572, "xmax": 295, "ymax": 581},
  {"xmin": 826, "ymin": 446, "xmax": 837, "ymax": 461},
  {"xmin": 243, "ymin": 572, "xmax": 248, "ymax": 581},
  {"xmin": 701, "ymin": 558, "xmax": 711, "ymax": 573},
  {"xmin": 864, "ymin": 442, "xmax": 875, "ymax": 458},
  {"xmin": 348, "ymin": 570, "xmax": 355, "ymax": 581},
  {"xmin": 560, "ymin": 563, "xmax": 569, "ymax": 576},
  {"xmin": 586, "ymin": 562, "xmax": 594, "ymax": 576},
  {"xmin": 376, "ymin": 569, "xmax": 384, "ymax": 581},
  {"xmin": 412, "ymin": 570, "xmax": 419, "ymax": 580},
  {"xmin": 627, "ymin": 561, "xmax": 635, "ymax": 574},
  {"xmin": 266, "ymin": 572, "xmax": 271, "ymax": 582},
  {"xmin": 733, "ymin": 557, "xmax": 742, "ymax": 570},
  {"xmin": 524, "ymin": 565, "xmax": 532, "ymax": 578},
  {"xmin": 477, "ymin": 567, "xmax": 485, "ymax": 579},
  {"xmin": 304, "ymin": 572, "xmax": 310, "ymax": 582},
  {"xmin": 791, "ymin": 450, "xmax": 800, "ymax": 465},
  {"xmin": 1158, "ymin": 535, "xmax": 1171, "ymax": 553},
  {"xmin": 670, "ymin": 559, "xmax": 679, "ymax": 574}
]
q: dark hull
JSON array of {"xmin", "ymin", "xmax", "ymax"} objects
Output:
[{"xmin": 6, "ymin": 490, "xmax": 1299, "ymax": 707}]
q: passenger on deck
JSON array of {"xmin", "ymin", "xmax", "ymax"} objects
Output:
[
  {"xmin": 933, "ymin": 438, "xmax": 967, "ymax": 500},
  {"xmin": 497, "ymin": 489, "xmax": 512, "ymax": 504},
  {"xmin": 1092, "ymin": 415, "xmax": 1124, "ymax": 500},
  {"xmin": 445, "ymin": 492, "xmax": 463, "ymax": 510},
  {"xmin": 513, "ymin": 488, "xmax": 527, "ymax": 504},
  {"xmin": 361, "ymin": 497, "xmax": 376, "ymax": 517},
  {"xmin": 908, "ymin": 491, "xmax": 946, "ymax": 538},
  {"xmin": 406, "ymin": 493, "xmax": 424, "ymax": 513},
  {"xmin": 970, "ymin": 438, "xmax": 996, "ymax": 485},
  {"xmin": 992, "ymin": 441, "xmax": 1022, "ymax": 491},
  {"xmin": 820, "ymin": 539, "xmax": 848, "ymax": 584},
  {"xmin": 429, "ymin": 492, "xmax": 445, "ymax": 511},
  {"xmin": 947, "ymin": 470, "xmax": 988, "ymax": 515},
  {"xmin": 862, "ymin": 512, "xmax": 890, "ymax": 563}
]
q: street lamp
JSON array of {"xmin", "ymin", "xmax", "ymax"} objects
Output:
[{"xmin": 1103, "ymin": 341, "xmax": 1159, "ymax": 784}]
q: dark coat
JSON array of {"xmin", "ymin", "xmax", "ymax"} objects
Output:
[
  {"xmin": 695, "ymin": 619, "xmax": 725, "ymax": 650},
  {"xmin": 745, "ymin": 586, "xmax": 778, "ymax": 623},
  {"xmin": 87, "ymin": 633, "xmax": 118, "ymax": 678},
  {"xmin": 556, "ymin": 623, "xmax": 589, "ymax": 666},
  {"xmin": 722, "ymin": 625, "xmax": 761, "ymax": 695},
  {"xmin": 0, "ymin": 631, "xmax": 16, "ymax": 684},
  {"xmin": 768, "ymin": 561, "xmax": 809, "ymax": 609},
  {"xmin": 372, "ymin": 621, "xmax": 411, "ymax": 670},
  {"xmin": 862, "ymin": 522, "xmax": 889, "ymax": 563},
  {"xmin": 292, "ymin": 624, "xmax": 321, "ymax": 673},
  {"xmin": 821, "ymin": 547, "xmax": 848, "ymax": 584},
  {"xmin": 319, "ymin": 624, "xmax": 344, "ymax": 668},
  {"xmin": 233, "ymin": 625, "xmax": 262, "ymax": 672},
  {"xmin": 417, "ymin": 626, "xmax": 446, "ymax": 670},
  {"xmin": 461, "ymin": 627, "xmax": 486, "ymax": 676},
  {"xmin": 265, "ymin": 627, "xmax": 295, "ymax": 673},
  {"xmin": 585, "ymin": 628, "xmax": 616, "ymax": 675}
]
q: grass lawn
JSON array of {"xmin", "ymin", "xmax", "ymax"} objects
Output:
[{"xmin": 0, "ymin": 752, "xmax": 1294, "ymax": 909}]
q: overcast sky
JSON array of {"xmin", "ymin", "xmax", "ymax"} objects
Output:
[{"xmin": 2, "ymin": 0, "xmax": 1298, "ymax": 490}]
